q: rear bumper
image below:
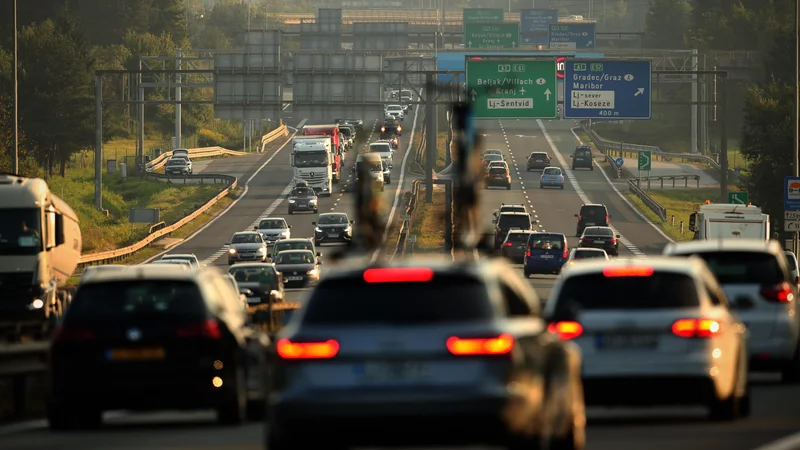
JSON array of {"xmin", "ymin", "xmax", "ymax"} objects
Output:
[
  {"xmin": 524, "ymin": 258, "xmax": 566, "ymax": 273},
  {"xmin": 748, "ymin": 338, "xmax": 798, "ymax": 370},
  {"xmin": 540, "ymin": 180, "xmax": 564, "ymax": 187},
  {"xmin": 486, "ymin": 178, "xmax": 510, "ymax": 186},
  {"xmin": 528, "ymin": 163, "xmax": 549, "ymax": 170},
  {"xmin": 583, "ymin": 376, "xmax": 716, "ymax": 406}
]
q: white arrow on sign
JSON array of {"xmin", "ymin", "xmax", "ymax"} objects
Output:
[
  {"xmin": 634, "ymin": 88, "xmax": 645, "ymax": 96},
  {"xmin": 544, "ymin": 89, "xmax": 552, "ymax": 101},
  {"xmin": 641, "ymin": 152, "xmax": 650, "ymax": 167},
  {"xmin": 512, "ymin": 41, "xmax": 517, "ymax": 47},
  {"xmin": 587, "ymin": 40, "xmax": 593, "ymax": 46},
  {"xmin": 471, "ymin": 89, "xmax": 477, "ymax": 101},
  {"xmin": 468, "ymin": 41, "xmax": 472, "ymax": 47}
]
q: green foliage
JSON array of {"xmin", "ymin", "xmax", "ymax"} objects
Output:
[
  {"xmin": 644, "ymin": 0, "xmax": 690, "ymax": 49},
  {"xmin": 197, "ymin": 128, "xmax": 227, "ymax": 147}
]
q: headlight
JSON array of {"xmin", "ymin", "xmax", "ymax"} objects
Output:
[
  {"xmin": 315, "ymin": 227, "xmax": 323, "ymax": 233},
  {"xmin": 309, "ymin": 199, "xmax": 317, "ymax": 204},
  {"xmin": 380, "ymin": 126, "xmax": 386, "ymax": 132},
  {"xmin": 288, "ymin": 199, "xmax": 295, "ymax": 203},
  {"xmin": 281, "ymin": 231, "xmax": 290, "ymax": 237},
  {"xmin": 307, "ymin": 269, "xmax": 319, "ymax": 277},
  {"xmin": 228, "ymin": 248, "xmax": 236, "ymax": 254},
  {"xmin": 345, "ymin": 226, "xmax": 352, "ymax": 234},
  {"xmin": 258, "ymin": 247, "xmax": 267, "ymax": 253}
]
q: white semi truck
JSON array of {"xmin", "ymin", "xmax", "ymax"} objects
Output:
[
  {"xmin": 0, "ymin": 175, "xmax": 82, "ymax": 338},
  {"xmin": 688, "ymin": 202, "xmax": 770, "ymax": 240},
  {"xmin": 291, "ymin": 137, "xmax": 333, "ymax": 197}
]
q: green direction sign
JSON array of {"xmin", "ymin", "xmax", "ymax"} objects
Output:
[
  {"xmin": 464, "ymin": 23, "xmax": 520, "ymax": 49},
  {"xmin": 729, "ymin": 191, "xmax": 750, "ymax": 204},
  {"xmin": 463, "ymin": 8, "xmax": 504, "ymax": 23},
  {"xmin": 466, "ymin": 60, "xmax": 557, "ymax": 119},
  {"xmin": 637, "ymin": 151, "xmax": 652, "ymax": 171}
]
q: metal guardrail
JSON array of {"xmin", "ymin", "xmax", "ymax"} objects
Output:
[
  {"xmin": 260, "ymin": 125, "xmax": 289, "ymax": 151},
  {"xmin": 394, "ymin": 180, "xmax": 421, "ymax": 258},
  {"xmin": 627, "ymin": 179, "xmax": 667, "ymax": 222},
  {"xmin": 77, "ymin": 173, "xmax": 238, "ymax": 268},
  {"xmin": 578, "ymin": 121, "xmax": 722, "ymax": 171},
  {"xmin": 630, "ymin": 175, "xmax": 701, "ymax": 189}
]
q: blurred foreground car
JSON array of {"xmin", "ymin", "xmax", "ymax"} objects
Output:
[
  {"xmin": 46, "ymin": 265, "xmax": 267, "ymax": 429},
  {"xmin": 545, "ymin": 258, "xmax": 750, "ymax": 420},
  {"xmin": 565, "ymin": 248, "xmax": 609, "ymax": 266},
  {"xmin": 266, "ymin": 258, "xmax": 585, "ymax": 450}
]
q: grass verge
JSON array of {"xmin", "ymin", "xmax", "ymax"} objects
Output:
[
  {"xmin": 408, "ymin": 186, "xmax": 447, "ymax": 253},
  {"xmin": 623, "ymin": 187, "xmax": 743, "ymax": 241}
]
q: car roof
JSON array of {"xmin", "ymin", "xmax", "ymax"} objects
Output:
[
  {"xmin": 581, "ymin": 203, "xmax": 606, "ymax": 208},
  {"xmin": 233, "ymin": 231, "xmax": 261, "ymax": 236},
  {"xmin": 573, "ymin": 248, "xmax": 606, "ymax": 253},
  {"xmin": 530, "ymin": 232, "xmax": 566, "ymax": 237},
  {"xmin": 229, "ymin": 262, "xmax": 276, "ymax": 269},
  {"xmin": 485, "ymin": 149, "xmax": 502, "ymax": 152},
  {"xmin": 559, "ymin": 257, "xmax": 705, "ymax": 278},
  {"xmin": 276, "ymin": 249, "xmax": 314, "ymax": 254},
  {"xmin": 498, "ymin": 212, "xmax": 530, "ymax": 217},
  {"xmin": 259, "ymin": 217, "xmax": 287, "ymax": 222},
  {"xmin": 530, "ymin": 151, "xmax": 548, "ymax": 155},
  {"xmin": 310, "ymin": 255, "xmax": 505, "ymax": 282},
  {"xmin": 162, "ymin": 254, "xmax": 196, "ymax": 259},
  {"xmin": 664, "ymin": 239, "xmax": 784, "ymax": 255},
  {"xmin": 507, "ymin": 230, "xmax": 533, "ymax": 234},
  {"xmin": 320, "ymin": 212, "xmax": 348, "ymax": 218},
  {"xmin": 583, "ymin": 226, "xmax": 613, "ymax": 232},
  {"xmin": 276, "ymin": 238, "xmax": 313, "ymax": 243},
  {"xmin": 79, "ymin": 265, "xmax": 209, "ymax": 284}
]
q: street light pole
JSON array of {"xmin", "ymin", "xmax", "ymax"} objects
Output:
[
  {"xmin": 794, "ymin": 0, "xmax": 799, "ymax": 252},
  {"xmin": 12, "ymin": 0, "xmax": 19, "ymax": 174}
]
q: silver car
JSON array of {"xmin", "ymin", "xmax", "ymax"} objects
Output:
[
  {"xmin": 664, "ymin": 239, "xmax": 800, "ymax": 382},
  {"xmin": 160, "ymin": 253, "xmax": 201, "ymax": 268},
  {"xmin": 255, "ymin": 218, "xmax": 291, "ymax": 244},
  {"xmin": 226, "ymin": 231, "xmax": 268, "ymax": 265}
]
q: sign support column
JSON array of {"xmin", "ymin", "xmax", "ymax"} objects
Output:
[{"xmin": 425, "ymin": 73, "xmax": 437, "ymax": 203}]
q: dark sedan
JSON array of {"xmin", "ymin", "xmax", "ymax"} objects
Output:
[
  {"xmin": 526, "ymin": 152, "xmax": 551, "ymax": 171},
  {"xmin": 228, "ymin": 263, "xmax": 284, "ymax": 307},
  {"xmin": 578, "ymin": 226, "xmax": 620, "ymax": 256},
  {"xmin": 501, "ymin": 230, "xmax": 533, "ymax": 263},
  {"xmin": 272, "ymin": 250, "xmax": 321, "ymax": 288},
  {"xmin": 313, "ymin": 213, "xmax": 354, "ymax": 246}
]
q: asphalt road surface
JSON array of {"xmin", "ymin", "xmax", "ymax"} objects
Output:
[{"xmin": 2, "ymin": 117, "xmax": 798, "ymax": 449}]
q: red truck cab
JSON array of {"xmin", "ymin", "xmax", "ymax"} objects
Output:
[{"xmin": 302, "ymin": 124, "xmax": 342, "ymax": 183}]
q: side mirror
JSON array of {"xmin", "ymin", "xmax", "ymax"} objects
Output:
[
  {"xmin": 493, "ymin": 212, "xmax": 498, "ymax": 217},
  {"xmin": 569, "ymin": 155, "xmax": 574, "ymax": 158},
  {"xmin": 492, "ymin": 220, "xmax": 497, "ymax": 224},
  {"xmin": 288, "ymin": 225, "xmax": 292, "ymax": 228},
  {"xmin": 312, "ymin": 221, "xmax": 317, "ymax": 225},
  {"xmin": 688, "ymin": 212, "xmax": 697, "ymax": 232},
  {"xmin": 267, "ymin": 254, "xmax": 272, "ymax": 258},
  {"xmin": 616, "ymin": 234, "xmax": 621, "ymax": 238},
  {"xmin": 350, "ymin": 220, "xmax": 355, "ymax": 224},
  {"xmin": 316, "ymin": 252, "xmax": 321, "ymax": 257},
  {"xmin": 573, "ymin": 214, "xmax": 578, "ymax": 218},
  {"xmin": 225, "ymin": 242, "xmax": 231, "ymax": 245}
]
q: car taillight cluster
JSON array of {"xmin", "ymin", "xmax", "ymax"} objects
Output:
[
  {"xmin": 547, "ymin": 321, "xmax": 583, "ymax": 340},
  {"xmin": 580, "ymin": 238, "xmax": 591, "ymax": 244},
  {"xmin": 605, "ymin": 215, "xmax": 609, "ymax": 223},
  {"xmin": 671, "ymin": 319, "xmax": 721, "ymax": 338},
  {"xmin": 562, "ymin": 248, "xmax": 568, "ymax": 259},
  {"xmin": 277, "ymin": 339, "xmax": 340, "ymax": 359},
  {"xmin": 175, "ymin": 320, "xmax": 222, "ymax": 339},
  {"xmin": 760, "ymin": 282, "xmax": 794, "ymax": 303},
  {"xmin": 609, "ymin": 237, "xmax": 617, "ymax": 244},
  {"xmin": 446, "ymin": 334, "xmax": 514, "ymax": 356},
  {"xmin": 504, "ymin": 242, "xmax": 514, "ymax": 247}
]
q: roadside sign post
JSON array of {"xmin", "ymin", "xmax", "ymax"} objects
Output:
[
  {"xmin": 464, "ymin": 23, "xmax": 520, "ymax": 49},
  {"xmin": 548, "ymin": 23, "xmax": 597, "ymax": 49},
  {"xmin": 465, "ymin": 59, "xmax": 557, "ymax": 119},
  {"xmin": 784, "ymin": 177, "xmax": 800, "ymax": 234},
  {"xmin": 637, "ymin": 151, "xmax": 651, "ymax": 189},
  {"xmin": 728, "ymin": 192, "xmax": 749, "ymax": 205},
  {"xmin": 563, "ymin": 60, "xmax": 652, "ymax": 120}
]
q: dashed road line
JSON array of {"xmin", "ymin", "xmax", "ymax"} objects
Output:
[
  {"xmin": 497, "ymin": 120, "xmax": 545, "ymax": 231},
  {"xmin": 536, "ymin": 119, "xmax": 644, "ymax": 257}
]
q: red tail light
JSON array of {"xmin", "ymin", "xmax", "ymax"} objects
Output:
[
  {"xmin": 672, "ymin": 319, "xmax": 721, "ymax": 338},
  {"xmin": 526, "ymin": 250, "xmax": 531, "ymax": 257},
  {"xmin": 603, "ymin": 266, "xmax": 654, "ymax": 277},
  {"xmin": 577, "ymin": 215, "xmax": 582, "ymax": 222},
  {"xmin": 609, "ymin": 238, "xmax": 617, "ymax": 244},
  {"xmin": 363, "ymin": 267, "xmax": 434, "ymax": 283},
  {"xmin": 760, "ymin": 282, "xmax": 794, "ymax": 303},
  {"xmin": 547, "ymin": 321, "xmax": 583, "ymax": 340},
  {"xmin": 446, "ymin": 334, "xmax": 514, "ymax": 356},
  {"xmin": 562, "ymin": 248, "xmax": 568, "ymax": 259},
  {"xmin": 53, "ymin": 326, "xmax": 94, "ymax": 342},
  {"xmin": 580, "ymin": 238, "xmax": 591, "ymax": 244},
  {"xmin": 504, "ymin": 242, "xmax": 514, "ymax": 247},
  {"xmin": 605, "ymin": 215, "xmax": 609, "ymax": 223},
  {"xmin": 277, "ymin": 339, "xmax": 339, "ymax": 359},
  {"xmin": 176, "ymin": 320, "xmax": 221, "ymax": 339}
]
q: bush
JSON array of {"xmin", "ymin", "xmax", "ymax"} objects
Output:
[{"xmin": 197, "ymin": 128, "xmax": 226, "ymax": 147}]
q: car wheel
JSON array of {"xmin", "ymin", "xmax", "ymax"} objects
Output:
[
  {"xmin": 314, "ymin": 241, "xmax": 320, "ymax": 246},
  {"xmin": 527, "ymin": 167, "xmax": 531, "ymax": 172},
  {"xmin": 561, "ymin": 185, "xmax": 564, "ymax": 189},
  {"xmin": 571, "ymin": 165, "xmax": 576, "ymax": 170},
  {"xmin": 590, "ymin": 166, "xmax": 594, "ymax": 171},
  {"xmin": 540, "ymin": 184, "xmax": 544, "ymax": 189},
  {"xmin": 288, "ymin": 208, "xmax": 293, "ymax": 214},
  {"xmin": 217, "ymin": 364, "xmax": 246, "ymax": 425},
  {"xmin": 506, "ymin": 184, "xmax": 511, "ymax": 190},
  {"xmin": 781, "ymin": 345, "xmax": 800, "ymax": 383}
]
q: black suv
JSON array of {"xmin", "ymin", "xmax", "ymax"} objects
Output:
[
  {"xmin": 527, "ymin": 152, "xmax": 551, "ymax": 171},
  {"xmin": 493, "ymin": 212, "xmax": 533, "ymax": 249},
  {"xmin": 575, "ymin": 203, "xmax": 611, "ymax": 236},
  {"xmin": 570, "ymin": 145, "xmax": 594, "ymax": 170},
  {"xmin": 380, "ymin": 119, "xmax": 402, "ymax": 139},
  {"xmin": 493, "ymin": 203, "xmax": 528, "ymax": 218}
]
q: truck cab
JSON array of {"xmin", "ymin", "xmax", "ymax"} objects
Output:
[
  {"xmin": 302, "ymin": 125, "xmax": 343, "ymax": 183},
  {"xmin": 689, "ymin": 202, "xmax": 770, "ymax": 241},
  {"xmin": 291, "ymin": 139, "xmax": 333, "ymax": 197}
]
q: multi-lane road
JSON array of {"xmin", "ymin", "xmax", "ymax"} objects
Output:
[{"xmin": 2, "ymin": 115, "xmax": 799, "ymax": 450}]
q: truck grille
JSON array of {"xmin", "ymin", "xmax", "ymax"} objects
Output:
[{"xmin": 299, "ymin": 173, "xmax": 327, "ymax": 181}]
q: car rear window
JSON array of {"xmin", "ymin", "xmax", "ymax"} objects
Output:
[
  {"xmin": 555, "ymin": 272, "xmax": 700, "ymax": 310},
  {"xmin": 584, "ymin": 227, "xmax": 613, "ymax": 236},
  {"xmin": 505, "ymin": 232, "xmax": 531, "ymax": 243},
  {"xmin": 484, "ymin": 154, "xmax": 502, "ymax": 161},
  {"xmin": 543, "ymin": 168, "xmax": 561, "ymax": 175},
  {"xmin": 497, "ymin": 215, "xmax": 531, "ymax": 229},
  {"xmin": 785, "ymin": 253, "xmax": 797, "ymax": 270},
  {"xmin": 573, "ymin": 249, "xmax": 606, "ymax": 259},
  {"xmin": 685, "ymin": 251, "xmax": 785, "ymax": 285},
  {"xmin": 499, "ymin": 206, "xmax": 525, "ymax": 213},
  {"xmin": 580, "ymin": 206, "xmax": 606, "ymax": 218},
  {"xmin": 301, "ymin": 276, "xmax": 494, "ymax": 325},
  {"xmin": 528, "ymin": 235, "xmax": 565, "ymax": 250},
  {"xmin": 489, "ymin": 167, "xmax": 506, "ymax": 174},
  {"xmin": 530, "ymin": 153, "xmax": 547, "ymax": 159},
  {"xmin": 67, "ymin": 281, "xmax": 207, "ymax": 322},
  {"xmin": 575, "ymin": 148, "xmax": 591, "ymax": 156}
]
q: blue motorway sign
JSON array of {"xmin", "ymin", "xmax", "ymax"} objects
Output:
[
  {"xmin": 615, "ymin": 157, "xmax": 624, "ymax": 167},
  {"xmin": 785, "ymin": 176, "xmax": 800, "ymax": 210},
  {"xmin": 521, "ymin": 9, "xmax": 558, "ymax": 33},
  {"xmin": 548, "ymin": 23, "xmax": 596, "ymax": 49},
  {"xmin": 563, "ymin": 60, "xmax": 652, "ymax": 120}
]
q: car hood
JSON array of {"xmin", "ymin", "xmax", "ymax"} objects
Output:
[
  {"xmin": 317, "ymin": 224, "xmax": 349, "ymax": 230},
  {"xmin": 236, "ymin": 281, "xmax": 279, "ymax": 290},
  {"xmin": 231, "ymin": 243, "xmax": 265, "ymax": 250},
  {"xmin": 289, "ymin": 196, "xmax": 316, "ymax": 201},
  {"xmin": 275, "ymin": 263, "xmax": 316, "ymax": 272},
  {"xmin": 257, "ymin": 228, "xmax": 289, "ymax": 234}
]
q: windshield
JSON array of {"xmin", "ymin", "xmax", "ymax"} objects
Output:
[
  {"xmin": 292, "ymin": 187, "xmax": 315, "ymax": 197},
  {"xmin": 572, "ymin": 249, "xmax": 607, "ymax": 259},
  {"xmin": 258, "ymin": 220, "xmax": 286, "ymax": 229},
  {"xmin": 275, "ymin": 251, "xmax": 314, "ymax": 264},
  {"xmin": 232, "ymin": 233, "xmax": 262, "ymax": 244},
  {"xmin": 274, "ymin": 241, "xmax": 314, "ymax": 254},
  {"xmin": 0, "ymin": 208, "xmax": 42, "ymax": 255},
  {"xmin": 357, "ymin": 161, "xmax": 382, "ymax": 173},
  {"xmin": 575, "ymin": 148, "xmax": 592, "ymax": 156},
  {"xmin": 554, "ymin": 272, "xmax": 700, "ymax": 310},
  {"xmin": 229, "ymin": 266, "xmax": 277, "ymax": 284},
  {"xmin": 294, "ymin": 150, "xmax": 328, "ymax": 168},
  {"xmin": 685, "ymin": 251, "xmax": 784, "ymax": 285},
  {"xmin": 543, "ymin": 168, "xmax": 562, "ymax": 175},
  {"xmin": 484, "ymin": 154, "xmax": 502, "ymax": 162},
  {"xmin": 497, "ymin": 215, "xmax": 531, "ymax": 229},
  {"xmin": 319, "ymin": 214, "xmax": 349, "ymax": 225},
  {"xmin": 340, "ymin": 128, "xmax": 352, "ymax": 138},
  {"xmin": 581, "ymin": 206, "xmax": 606, "ymax": 218},
  {"xmin": 302, "ymin": 277, "xmax": 493, "ymax": 325},
  {"xmin": 505, "ymin": 232, "xmax": 531, "ymax": 243},
  {"xmin": 528, "ymin": 235, "xmax": 565, "ymax": 250},
  {"xmin": 530, "ymin": 153, "xmax": 547, "ymax": 159},
  {"xmin": 370, "ymin": 144, "xmax": 391, "ymax": 153},
  {"xmin": 583, "ymin": 227, "xmax": 614, "ymax": 237},
  {"xmin": 67, "ymin": 281, "xmax": 207, "ymax": 322}
]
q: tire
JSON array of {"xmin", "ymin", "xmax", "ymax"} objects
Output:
[
  {"xmin": 387, "ymin": 177, "xmax": 391, "ymax": 184},
  {"xmin": 523, "ymin": 270, "xmax": 531, "ymax": 278},
  {"xmin": 590, "ymin": 166, "xmax": 594, "ymax": 171},
  {"xmin": 527, "ymin": 168, "xmax": 531, "ymax": 172},
  {"xmin": 780, "ymin": 344, "xmax": 800, "ymax": 383},
  {"xmin": 540, "ymin": 184, "xmax": 544, "ymax": 189},
  {"xmin": 571, "ymin": 165, "xmax": 576, "ymax": 170},
  {"xmin": 217, "ymin": 364, "xmax": 246, "ymax": 425},
  {"xmin": 314, "ymin": 241, "xmax": 320, "ymax": 246},
  {"xmin": 561, "ymin": 185, "xmax": 565, "ymax": 189},
  {"xmin": 506, "ymin": 184, "xmax": 511, "ymax": 190},
  {"xmin": 380, "ymin": 185, "xmax": 385, "ymax": 192},
  {"xmin": 314, "ymin": 209, "xmax": 318, "ymax": 213},
  {"xmin": 288, "ymin": 208, "xmax": 293, "ymax": 215}
]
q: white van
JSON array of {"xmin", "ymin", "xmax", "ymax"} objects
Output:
[{"xmin": 369, "ymin": 142, "xmax": 393, "ymax": 168}]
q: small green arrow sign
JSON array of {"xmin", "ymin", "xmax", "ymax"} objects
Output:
[
  {"xmin": 464, "ymin": 23, "xmax": 520, "ymax": 49},
  {"xmin": 637, "ymin": 150, "xmax": 651, "ymax": 171},
  {"xmin": 728, "ymin": 191, "xmax": 749, "ymax": 204}
]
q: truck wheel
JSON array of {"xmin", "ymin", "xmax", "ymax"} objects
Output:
[{"xmin": 288, "ymin": 207, "xmax": 294, "ymax": 215}]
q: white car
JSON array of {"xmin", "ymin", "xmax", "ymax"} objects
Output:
[
  {"xmin": 384, "ymin": 104, "xmax": 404, "ymax": 121},
  {"xmin": 544, "ymin": 257, "xmax": 750, "ymax": 420},
  {"xmin": 663, "ymin": 240, "xmax": 800, "ymax": 382}
]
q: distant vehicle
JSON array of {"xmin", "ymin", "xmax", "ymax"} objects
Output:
[
  {"xmin": 493, "ymin": 203, "xmax": 528, "ymax": 217},
  {"xmin": 400, "ymin": 89, "xmax": 413, "ymax": 112},
  {"xmin": 565, "ymin": 248, "xmax": 609, "ymax": 266},
  {"xmin": 313, "ymin": 213, "xmax": 354, "ymax": 246},
  {"xmin": 286, "ymin": 183, "xmax": 319, "ymax": 214},
  {"xmin": 482, "ymin": 154, "xmax": 504, "ymax": 172},
  {"xmin": 354, "ymin": 153, "xmax": 385, "ymax": 192},
  {"xmin": 302, "ymin": 125, "xmax": 343, "ymax": 183},
  {"xmin": 540, "ymin": 167, "xmax": 565, "ymax": 189},
  {"xmin": 229, "ymin": 263, "xmax": 284, "ymax": 307},
  {"xmin": 485, "ymin": 165, "xmax": 511, "ymax": 190},
  {"xmin": 570, "ymin": 145, "xmax": 594, "ymax": 171},
  {"xmin": 385, "ymin": 104, "xmax": 404, "ymax": 121},
  {"xmin": 578, "ymin": 226, "xmax": 619, "ymax": 256},
  {"xmin": 269, "ymin": 238, "xmax": 320, "ymax": 262},
  {"xmin": 227, "ymin": 231, "xmax": 268, "ymax": 265},
  {"xmin": 291, "ymin": 136, "xmax": 335, "ymax": 194},
  {"xmin": 493, "ymin": 212, "xmax": 533, "ymax": 249},
  {"xmin": 160, "ymin": 254, "xmax": 201, "ymax": 267},
  {"xmin": 165, "ymin": 157, "xmax": 192, "ymax": 176},
  {"xmin": 527, "ymin": 152, "xmax": 551, "ymax": 171},
  {"xmin": 688, "ymin": 203, "xmax": 770, "ymax": 241},
  {"xmin": 501, "ymin": 230, "xmax": 534, "ymax": 263},
  {"xmin": 272, "ymin": 249, "xmax": 321, "ymax": 288},
  {"xmin": 524, "ymin": 232, "xmax": 569, "ymax": 276},
  {"xmin": 368, "ymin": 142, "xmax": 393, "ymax": 169},
  {"xmin": 575, "ymin": 203, "xmax": 611, "ymax": 236},
  {"xmin": 255, "ymin": 218, "xmax": 291, "ymax": 244},
  {"xmin": 335, "ymin": 118, "xmax": 363, "ymax": 130}
]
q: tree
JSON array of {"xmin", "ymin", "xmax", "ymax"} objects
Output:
[
  {"xmin": 18, "ymin": 13, "xmax": 95, "ymax": 176},
  {"xmin": 644, "ymin": 0, "xmax": 690, "ymax": 49}
]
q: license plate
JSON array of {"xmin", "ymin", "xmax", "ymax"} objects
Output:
[
  {"xmin": 286, "ymin": 276, "xmax": 303, "ymax": 281},
  {"xmin": 585, "ymin": 223, "xmax": 595, "ymax": 226},
  {"xmin": 107, "ymin": 348, "xmax": 165, "ymax": 361},
  {"xmin": 328, "ymin": 233, "xmax": 339, "ymax": 237},
  {"xmin": 594, "ymin": 240, "xmax": 605, "ymax": 243},
  {"xmin": 540, "ymin": 254, "xmax": 554, "ymax": 259},
  {"xmin": 361, "ymin": 362, "xmax": 429, "ymax": 382},
  {"xmin": 246, "ymin": 297, "xmax": 261, "ymax": 304},
  {"xmin": 597, "ymin": 334, "xmax": 658, "ymax": 349}
]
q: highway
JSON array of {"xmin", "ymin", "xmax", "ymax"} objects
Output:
[{"xmin": 3, "ymin": 116, "xmax": 800, "ymax": 449}]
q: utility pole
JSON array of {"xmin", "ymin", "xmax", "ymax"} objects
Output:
[
  {"xmin": 425, "ymin": 74, "xmax": 437, "ymax": 203},
  {"xmin": 175, "ymin": 48, "xmax": 182, "ymax": 149},
  {"xmin": 13, "ymin": 0, "xmax": 19, "ymax": 174},
  {"xmin": 719, "ymin": 75, "xmax": 728, "ymax": 203}
]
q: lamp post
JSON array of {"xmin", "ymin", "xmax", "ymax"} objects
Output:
[
  {"xmin": 795, "ymin": 0, "xmax": 799, "ymax": 253},
  {"xmin": 12, "ymin": 0, "xmax": 19, "ymax": 174}
]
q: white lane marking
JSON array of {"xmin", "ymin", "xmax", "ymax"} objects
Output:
[
  {"xmin": 498, "ymin": 120, "xmax": 544, "ymax": 229},
  {"xmin": 754, "ymin": 431, "xmax": 800, "ymax": 450},
  {"xmin": 374, "ymin": 100, "xmax": 422, "ymax": 262},
  {"xmin": 143, "ymin": 128, "xmax": 301, "ymax": 264},
  {"xmin": 536, "ymin": 119, "xmax": 644, "ymax": 256},
  {"xmin": 569, "ymin": 127, "xmax": 675, "ymax": 244}
]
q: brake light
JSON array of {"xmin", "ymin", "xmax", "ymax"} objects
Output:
[
  {"xmin": 52, "ymin": 326, "xmax": 94, "ymax": 342},
  {"xmin": 609, "ymin": 238, "xmax": 617, "ymax": 244},
  {"xmin": 175, "ymin": 320, "xmax": 221, "ymax": 339},
  {"xmin": 603, "ymin": 266, "xmax": 654, "ymax": 277},
  {"xmin": 446, "ymin": 334, "xmax": 514, "ymax": 355},
  {"xmin": 547, "ymin": 321, "xmax": 583, "ymax": 340},
  {"xmin": 578, "ymin": 215, "xmax": 582, "ymax": 221},
  {"xmin": 504, "ymin": 242, "xmax": 513, "ymax": 247},
  {"xmin": 760, "ymin": 282, "xmax": 794, "ymax": 303},
  {"xmin": 671, "ymin": 319, "xmax": 721, "ymax": 338},
  {"xmin": 526, "ymin": 250, "xmax": 531, "ymax": 257},
  {"xmin": 580, "ymin": 238, "xmax": 591, "ymax": 244},
  {"xmin": 277, "ymin": 339, "xmax": 339, "ymax": 359},
  {"xmin": 363, "ymin": 267, "xmax": 434, "ymax": 283},
  {"xmin": 562, "ymin": 248, "xmax": 568, "ymax": 259}
]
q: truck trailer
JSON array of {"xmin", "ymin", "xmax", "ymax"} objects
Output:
[
  {"xmin": 0, "ymin": 175, "xmax": 81, "ymax": 339},
  {"xmin": 689, "ymin": 202, "xmax": 770, "ymax": 241}
]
